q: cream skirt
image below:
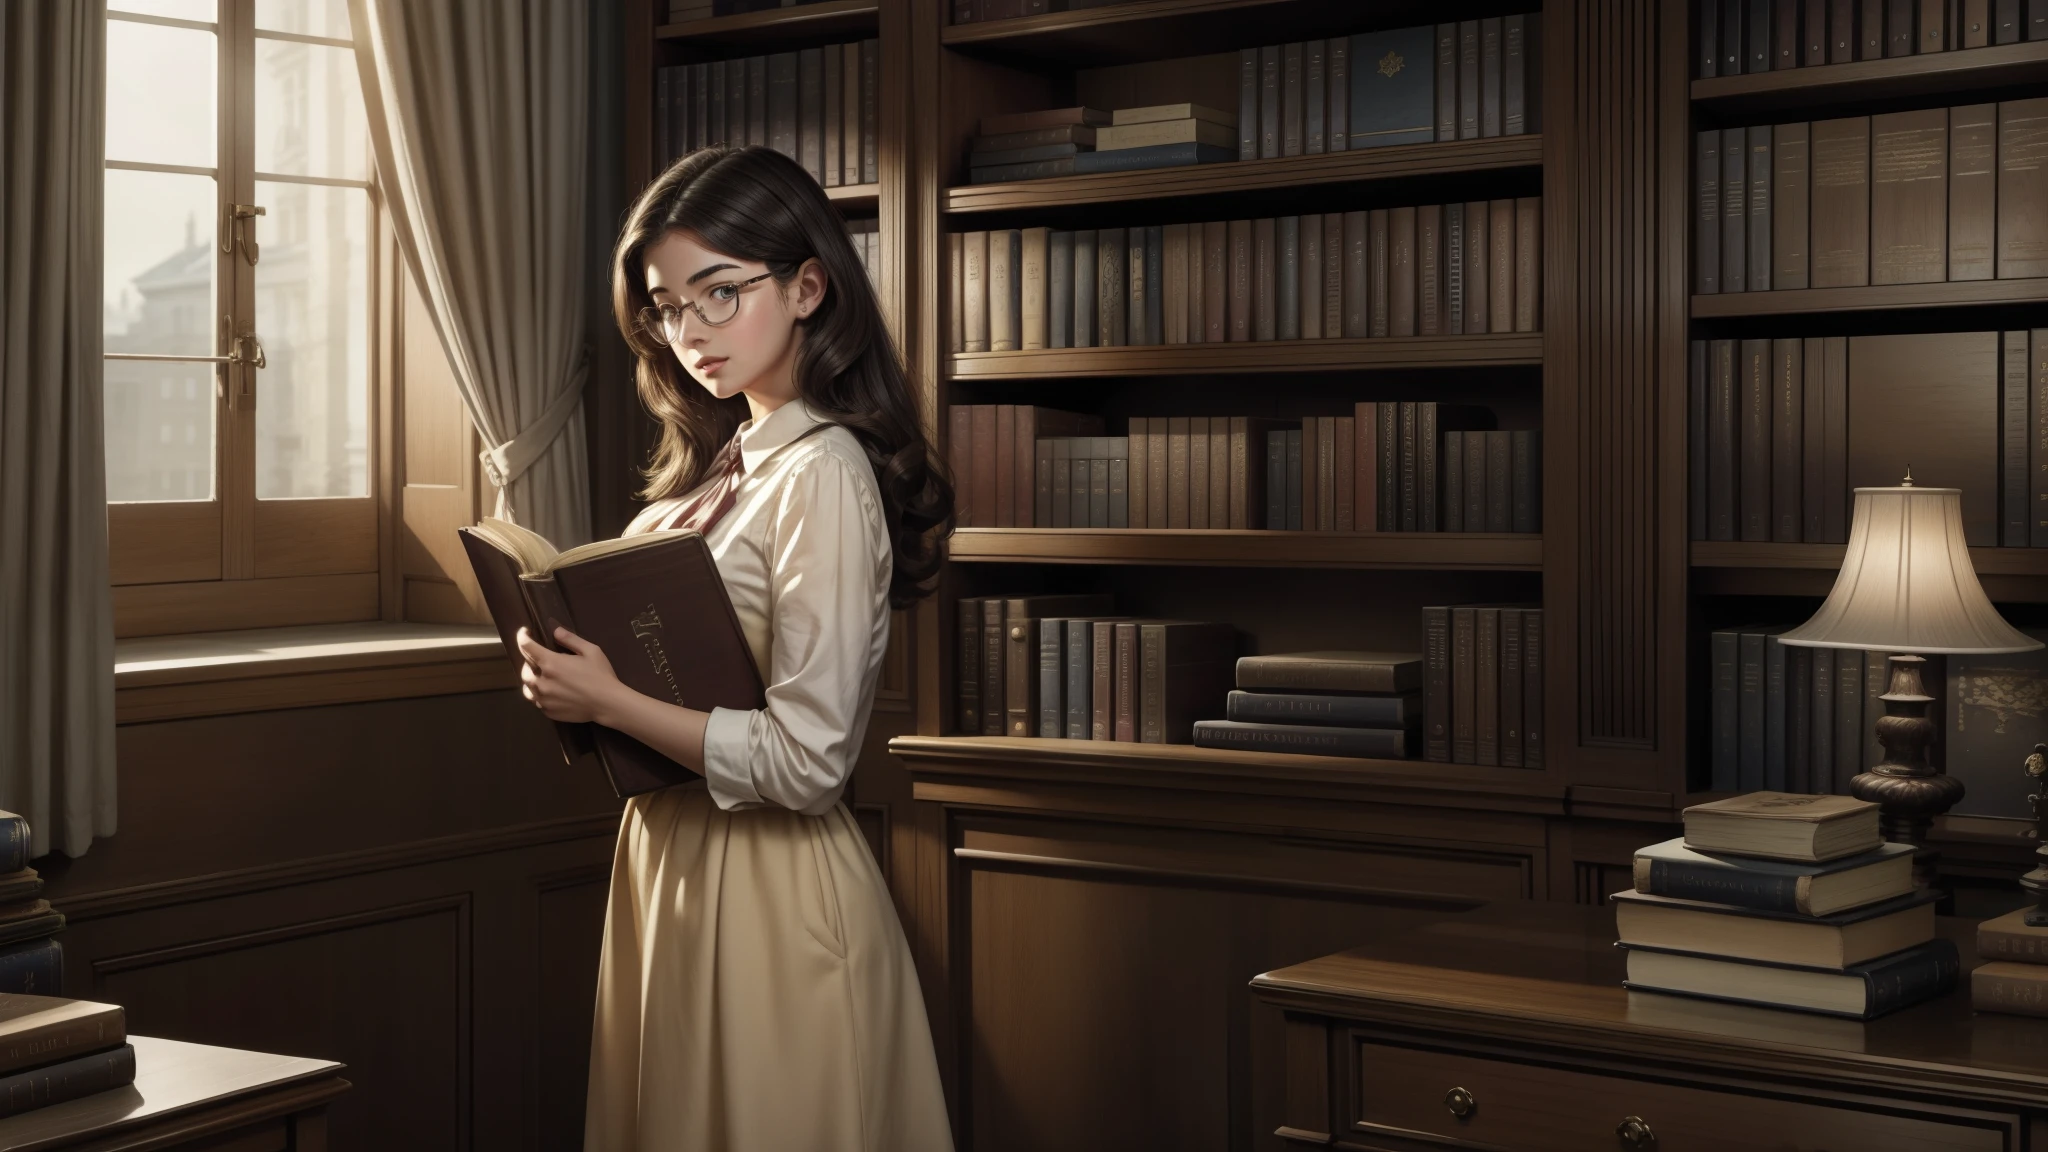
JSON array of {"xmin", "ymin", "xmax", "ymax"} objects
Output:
[{"xmin": 584, "ymin": 784, "xmax": 953, "ymax": 1152}]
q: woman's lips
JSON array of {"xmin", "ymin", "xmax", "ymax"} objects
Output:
[{"xmin": 696, "ymin": 357, "xmax": 728, "ymax": 374}]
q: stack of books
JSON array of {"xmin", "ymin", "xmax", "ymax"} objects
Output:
[
  {"xmin": 967, "ymin": 108, "xmax": 1106, "ymax": 184},
  {"xmin": 1074, "ymin": 104, "xmax": 1237, "ymax": 177},
  {"xmin": 0, "ymin": 810, "xmax": 63, "ymax": 996},
  {"xmin": 1615, "ymin": 793, "xmax": 1956, "ymax": 1020},
  {"xmin": 1194, "ymin": 651, "xmax": 1421, "ymax": 759},
  {"xmin": 0, "ymin": 993, "xmax": 134, "ymax": 1118}
]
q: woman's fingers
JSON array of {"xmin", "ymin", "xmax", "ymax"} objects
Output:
[
  {"xmin": 554, "ymin": 626, "xmax": 597, "ymax": 656},
  {"xmin": 514, "ymin": 627, "xmax": 548, "ymax": 670}
]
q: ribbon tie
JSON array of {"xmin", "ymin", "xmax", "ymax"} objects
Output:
[{"xmin": 656, "ymin": 436, "xmax": 748, "ymax": 535}]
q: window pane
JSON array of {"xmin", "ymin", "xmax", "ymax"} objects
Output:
[
  {"xmin": 105, "ymin": 169, "xmax": 217, "ymax": 356},
  {"xmin": 254, "ymin": 0, "xmax": 351, "ymax": 39},
  {"xmin": 106, "ymin": 20, "xmax": 215, "ymax": 168},
  {"xmin": 104, "ymin": 360, "xmax": 216, "ymax": 502},
  {"xmin": 110, "ymin": 1, "xmax": 216, "ymax": 22},
  {"xmin": 255, "ymin": 39, "xmax": 367, "ymax": 180},
  {"xmin": 255, "ymin": 181, "xmax": 369, "ymax": 499}
]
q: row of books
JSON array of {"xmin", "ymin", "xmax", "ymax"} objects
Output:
[
  {"xmin": 1707, "ymin": 627, "xmax": 1903, "ymax": 795},
  {"xmin": 670, "ymin": 0, "xmax": 835, "ymax": 17},
  {"xmin": 948, "ymin": 200, "xmax": 1542, "ymax": 354},
  {"xmin": 1695, "ymin": 0, "xmax": 2048, "ymax": 78},
  {"xmin": 966, "ymin": 104, "xmax": 1237, "ymax": 184},
  {"xmin": 1688, "ymin": 331, "xmax": 2047, "ymax": 548},
  {"xmin": 1618, "ymin": 793, "xmax": 1953, "ymax": 1020},
  {"xmin": 1423, "ymin": 604, "xmax": 1544, "ymax": 768},
  {"xmin": 1191, "ymin": 653, "xmax": 1421, "ymax": 760},
  {"xmin": 1693, "ymin": 99, "xmax": 2048, "ymax": 294},
  {"xmin": 947, "ymin": 403, "xmax": 1541, "ymax": 533},
  {"xmin": 653, "ymin": 41, "xmax": 879, "ymax": 187}
]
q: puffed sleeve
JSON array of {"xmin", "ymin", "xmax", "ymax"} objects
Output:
[{"xmin": 700, "ymin": 449, "xmax": 890, "ymax": 814}]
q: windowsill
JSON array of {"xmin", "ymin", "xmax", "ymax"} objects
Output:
[{"xmin": 114, "ymin": 622, "xmax": 514, "ymax": 724}]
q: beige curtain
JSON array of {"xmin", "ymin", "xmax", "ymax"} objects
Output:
[
  {"xmin": 0, "ymin": 0, "xmax": 118, "ymax": 857},
  {"xmin": 348, "ymin": 0, "xmax": 593, "ymax": 548}
]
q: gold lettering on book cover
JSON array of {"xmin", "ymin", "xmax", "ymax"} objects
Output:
[{"xmin": 631, "ymin": 605, "xmax": 685, "ymax": 705}]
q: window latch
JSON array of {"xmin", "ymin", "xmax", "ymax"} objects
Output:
[
  {"xmin": 217, "ymin": 316, "xmax": 266, "ymax": 411},
  {"xmin": 221, "ymin": 203, "xmax": 265, "ymax": 266}
]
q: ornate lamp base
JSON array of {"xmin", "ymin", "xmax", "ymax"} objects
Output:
[{"xmin": 1847, "ymin": 654, "xmax": 1963, "ymax": 892}]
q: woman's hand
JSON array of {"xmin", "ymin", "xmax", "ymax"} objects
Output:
[{"xmin": 516, "ymin": 625, "xmax": 623, "ymax": 725}]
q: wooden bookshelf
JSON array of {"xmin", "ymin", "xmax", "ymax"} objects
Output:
[
  {"xmin": 1690, "ymin": 39, "xmax": 2048, "ymax": 119},
  {"xmin": 944, "ymin": 135, "xmax": 1542, "ymax": 214},
  {"xmin": 947, "ymin": 528, "xmax": 1541, "ymax": 568},
  {"xmin": 946, "ymin": 332, "xmax": 1542, "ymax": 378},
  {"xmin": 1691, "ymin": 540, "xmax": 2048, "ymax": 576},
  {"xmin": 824, "ymin": 181, "xmax": 882, "ymax": 211},
  {"xmin": 655, "ymin": 0, "xmax": 880, "ymax": 48},
  {"xmin": 1690, "ymin": 277, "xmax": 2048, "ymax": 319}
]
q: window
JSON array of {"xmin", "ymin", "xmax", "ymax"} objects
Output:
[{"xmin": 105, "ymin": 0, "xmax": 387, "ymax": 635}]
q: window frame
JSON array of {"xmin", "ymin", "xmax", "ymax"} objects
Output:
[{"xmin": 105, "ymin": 1, "xmax": 395, "ymax": 639}]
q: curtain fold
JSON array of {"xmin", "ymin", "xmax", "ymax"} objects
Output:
[
  {"xmin": 348, "ymin": 0, "xmax": 593, "ymax": 548},
  {"xmin": 0, "ymin": 0, "xmax": 118, "ymax": 858}
]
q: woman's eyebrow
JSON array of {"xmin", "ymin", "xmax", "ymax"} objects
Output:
[{"xmin": 687, "ymin": 262, "xmax": 741, "ymax": 285}]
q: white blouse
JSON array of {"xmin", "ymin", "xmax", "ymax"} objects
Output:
[{"xmin": 623, "ymin": 398, "xmax": 892, "ymax": 815}]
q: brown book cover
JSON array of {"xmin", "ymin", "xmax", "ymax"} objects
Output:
[
  {"xmin": 1861, "ymin": 0, "xmax": 1885, "ymax": 56},
  {"xmin": 1464, "ymin": 200, "xmax": 1490, "ymax": 332},
  {"xmin": 1451, "ymin": 608, "xmax": 1478, "ymax": 762},
  {"xmin": 1811, "ymin": 117, "xmax": 1872, "ymax": 287},
  {"xmin": 1951, "ymin": 104, "xmax": 1997, "ymax": 281},
  {"xmin": 1805, "ymin": 0, "xmax": 1829, "ymax": 61},
  {"xmin": 1126, "ymin": 228, "xmax": 1149, "ymax": 347},
  {"xmin": 1114, "ymin": 621, "xmax": 1140, "ymax": 741},
  {"xmin": 1184, "ymin": 220, "xmax": 1206, "ymax": 344},
  {"xmin": 1369, "ymin": 209, "xmax": 1391, "ymax": 337},
  {"xmin": 2036, "ymin": 329, "xmax": 2048, "ymax": 546},
  {"xmin": 1776, "ymin": 0, "xmax": 1801, "ymax": 65},
  {"xmin": 1773, "ymin": 123, "xmax": 1810, "ymax": 290},
  {"xmin": 1098, "ymin": 226, "xmax": 1127, "ymax": 346},
  {"xmin": 1801, "ymin": 337, "xmax": 1827, "ymax": 541},
  {"xmin": 1748, "ymin": 125, "xmax": 1772, "ymax": 291},
  {"xmin": 982, "ymin": 599, "xmax": 1005, "ymax": 734},
  {"xmin": 1208, "ymin": 419, "xmax": 1229, "ymax": 527},
  {"xmin": 1417, "ymin": 204, "xmax": 1442, "ymax": 335},
  {"xmin": 844, "ymin": 42, "xmax": 862, "ymax": 181},
  {"xmin": 1887, "ymin": 0, "xmax": 1914, "ymax": 54},
  {"xmin": 1773, "ymin": 338, "xmax": 1803, "ymax": 541},
  {"xmin": 1514, "ymin": 196, "xmax": 1541, "ymax": 331},
  {"xmin": 1978, "ymin": 908, "xmax": 2048, "ymax": 962},
  {"xmin": 1475, "ymin": 605, "xmax": 1501, "ymax": 765},
  {"xmin": 1834, "ymin": 0, "xmax": 1858, "ymax": 59},
  {"xmin": 1020, "ymin": 226, "xmax": 1049, "ymax": 349},
  {"xmin": 1849, "ymin": 331, "xmax": 2001, "ymax": 545},
  {"xmin": 1490, "ymin": 200, "xmax": 1515, "ymax": 333},
  {"xmin": 1168, "ymin": 416, "xmax": 1191, "ymax": 528},
  {"xmin": 1228, "ymin": 219, "xmax": 1253, "ymax": 342},
  {"xmin": 970, "ymin": 404, "xmax": 998, "ymax": 527},
  {"xmin": 980, "ymin": 106, "xmax": 1109, "ymax": 135},
  {"xmin": 949, "ymin": 404, "xmax": 973, "ymax": 527},
  {"xmin": 995, "ymin": 404, "xmax": 1016, "ymax": 527},
  {"xmin": 1342, "ymin": 210, "xmax": 1368, "ymax": 338},
  {"xmin": 1188, "ymin": 417, "xmax": 1212, "ymax": 528},
  {"xmin": 822, "ymin": 47, "xmax": 841, "ymax": 186},
  {"xmin": 1354, "ymin": 403, "xmax": 1377, "ymax": 533},
  {"xmin": 1697, "ymin": 131, "xmax": 1721, "ymax": 295},
  {"xmin": 948, "ymin": 232, "xmax": 965, "ymax": 353},
  {"xmin": 1282, "ymin": 42, "xmax": 1303, "ymax": 155},
  {"xmin": 1260, "ymin": 44, "xmax": 1281, "ymax": 158},
  {"xmin": 1975, "ymin": 961, "xmax": 2048, "ymax": 1016},
  {"xmin": 1500, "ymin": 605, "xmax": 1525, "ymax": 766},
  {"xmin": 1228, "ymin": 416, "xmax": 1281, "ymax": 529},
  {"xmin": 1128, "ymin": 417, "xmax": 1149, "ymax": 529},
  {"xmin": 1148, "ymin": 415, "xmax": 1169, "ymax": 529},
  {"xmin": 1919, "ymin": 0, "xmax": 1947, "ymax": 47},
  {"xmin": 798, "ymin": 47, "xmax": 823, "ymax": 180},
  {"xmin": 1300, "ymin": 204, "xmax": 1323, "ymax": 339},
  {"xmin": 1006, "ymin": 594, "xmax": 1114, "ymax": 737},
  {"xmin": 460, "ymin": 520, "xmax": 767, "ymax": 798},
  {"xmin": 1723, "ymin": 126, "xmax": 1748, "ymax": 293},
  {"xmin": 1317, "ymin": 415, "xmax": 1337, "ymax": 530},
  {"xmin": 1139, "ymin": 621, "xmax": 1236, "ymax": 744},
  {"xmin": 1388, "ymin": 206, "xmax": 1417, "ymax": 336},
  {"xmin": 0, "ymin": 995, "xmax": 124, "ymax": 1078},
  {"xmin": 1204, "ymin": 220, "xmax": 1228, "ymax": 342},
  {"xmin": 1162, "ymin": 223, "xmax": 1188, "ymax": 344},
  {"xmin": 1999, "ymin": 99, "xmax": 2048, "ymax": 279},
  {"xmin": 1446, "ymin": 202, "xmax": 1467, "ymax": 330},
  {"xmin": 1740, "ymin": 338, "xmax": 1771, "ymax": 541},
  {"xmin": 1324, "ymin": 213, "xmax": 1345, "ymax": 339},
  {"xmin": 1277, "ymin": 215, "xmax": 1300, "ymax": 340},
  {"xmin": 1870, "ymin": 108, "xmax": 1949, "ymax": 285},
  {"xmin": 962, "ymin": 230, "xmax": 989, "ymax": 351},
  {"xmin": 1823, "ymin": 336, "xmax": 1850, "ymax": 542},
  {"xmin": 1964, "ymin": 0, "xmax": 1991, "ymax": 44},
  {"xmin": 957, "ymin": 596, "xmax": 982, "ymax": 732},
  {"xmin": 1334, "ymin": 414, "xmax": 1355, "ymax": 531},
  {"xmin": 1253, "ymin": 217, "xmax": 1277, "ymax": 341},
  {"xmin": 1090, "ymin": 619, "xmax": 1118, "ymax": 739},
  {"xmin": 1299, "ymin": 417, "xmax": 1320, "ymax": 531},
  {"xmin": 1235, "ymin": 650, "xmax": 1422, "ymax": 693}
]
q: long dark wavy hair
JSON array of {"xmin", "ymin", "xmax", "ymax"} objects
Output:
[{"xmin": 612, "ymin": 145, "xmax": 953, "ymax": 609}]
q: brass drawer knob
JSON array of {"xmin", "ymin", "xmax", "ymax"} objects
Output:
[
  {"xmin": 1616, "ymin": 1115, "xmax": 1656, "ymax": 1149},
  {"xmin": 1443, "ymin": 1086, "xmax": 1476, "ymax": 1119}
]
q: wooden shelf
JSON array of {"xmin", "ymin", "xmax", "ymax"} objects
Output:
[
  {"xmin": 944, "ymin": 136, "xmax": 1541, "ymax": 215},
  {"xmin": 947, "ymin": 528, "xmax": 1541, "ymax": 569},
  {"xmin": 1690, "ymin": 540, "xmax": 2048, "ymax": 576},
  {"xmin": 1690, "ymin": 40, "xmax": 2048, "ymax": 119},
  {"xmin": 946, "ymin": 332, "xmax": 1541, "ymax": 379},
  {"xmin": 656, "ymin": 0, "xmax": 878, "ymax": 50},
  {"xmin": 825, "ymin": 182, "xmax": 880, "ymax": 212},
  {"xmin": 940, "ymin": 0, "xmax": 1527, "ymax": 68},
  {"xmin": 1689, "ymin": 277, "xmax": 2048, "ymax": 319}
]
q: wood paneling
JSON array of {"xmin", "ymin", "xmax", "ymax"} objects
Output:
[
  {"xmin": 253, "ymin": 499, "xmax": 378, "ymax": 579},
  {"xmin": 109, "ymin": 501, "xmax": 223, "ymax": 586},
  {"xmin": 1691, "ymin": 276, "xmax": 2048, "ymax": 318},
  {"xmin": 396, "ymin": 267, "xmax": 486, "ymax": 620},
  {"xmin": 535, "ymin": 868, "xmax": 611, "ymax": 1151},
  {"xmin": 114, "ymin": 574, "xmax": 381, "ymax": 639}
]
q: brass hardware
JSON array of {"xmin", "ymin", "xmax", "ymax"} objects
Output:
[
  {"xmin": 226, "ymin": 203, "xmax": 265, "ymax": 265},
  {"xmin": 1615, "ymin": 1115, "xmax": 1656, "ymax": 1149},
  {"xmin": 1442, "ymin": 1086, "xmax": 1476, "ymax": 1119},
  {"xmin": 1010, "ymin": 625, "xmax": 1026, "ymax": 641}
]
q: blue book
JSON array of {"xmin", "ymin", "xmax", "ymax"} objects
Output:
[
  {"xmin": 0, "ymin": 938, "xmax": 62, "ymax": 996},
  {"xmin": 1070, "ymin": 142, "xmax": 1236, "ymax": 175},
  {"xmin": 0, "ymin": 1042, "xmax": 136, "ymax": 1119},
  {"xmin": 1349, "ymin": 26, "xmax": 1437, "ymax": 149},
  {"xmin": 0, "ymin": 813, "xmax": 27, "ymax": 876},
  {"xmin": 1622, "ymin": 937, "xmax": 1958, "ymax": 1020},
  {"xmin": 1632, "ymin": 838, "xmax": 1915, "ymax": 917}
]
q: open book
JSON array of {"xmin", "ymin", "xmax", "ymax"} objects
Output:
[{"xmin": 459, "ymin": 517, "xmax": 766, "ymax": 798}]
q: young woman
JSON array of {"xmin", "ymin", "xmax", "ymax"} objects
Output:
[{"xmin": 512, "ymin": 145, "xmax": 955, "ymax": 1150}]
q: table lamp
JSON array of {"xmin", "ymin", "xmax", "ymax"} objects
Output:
[{"xmin": 1777, "ymin": 473, "xmax": 2041, "ymax": 890}]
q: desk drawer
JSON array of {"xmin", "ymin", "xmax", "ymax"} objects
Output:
[{"xmin": 1353, "ymin": 1041, "xmax": 2007, "ymax": 1152}]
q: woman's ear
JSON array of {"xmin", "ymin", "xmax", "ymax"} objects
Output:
[{"xmin": 793, "ymin": 257, "xmax": 829, "ymax": 320}]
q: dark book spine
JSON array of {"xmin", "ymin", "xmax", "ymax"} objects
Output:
[
  {"xmin": 1306, "ymin": 39, "xmax": 1326, "ymax": 154},
  {"xmin": 1090, "ymin": 451, "xmax": 1110, "ymax": 529},
  {"xmin": 1724, "ymin": 0, "xmax": 1749, "ymax": 71},
  {"xmin": 1802, "ymin": 337, "xmax": 1825, "ymax": 540},
  {"xmin": 1226, "ymin": 691, "xmax": 1420, "ymax": 727},
  {"xmin": 958, "ymin": 598, "xmax": 980, "ymax": 733},
  {"xmin": 2035, "ymin": 329, "xmax": 2048, "ymax": 545},
  {"xmin": 1750, "ymin": 0, "xmax": 1775, "ymax": 69},
  {"xmin": 1701, "ymin": 0, "xmax": 1720, "ymax": 75},
  {"xmin": 1260, "ymin": 44, "xmax": 1281, "ymax": 159},
  {"xmin": 1747, "ymin": 125, "xmax": 1772, "ymax": 291},
  {"xmin": 1399, "ymin": 403, "xmax": 1419, "ymax": 531},
  {"xmin": 982, "ymin": 600, "xmax": 1004, "ymax": 735},
  {"xmin": 1740, "ymin": 338, "xmax": 1771, "ymax": 541},
  {"xmin": 1327, "ymin": 37, "xmax": 1349, "ymax": 153},
  {"xmin": 1437, "ymin": 24, "xmax": 1459, "ymax": 139},
  {"xmin": 1192, "ymin": 722, "xmax": 1412, "ymax": 758},
  {"xmin": 1452, "ymin": 606, "xmax": 1477, "ymax": 763},
  {"xmin": 1831, "ymin": 0, "xmax": 1856, "ymax": 59},
  {"xmin": 1036, "ymin": 436, "xmax": 1054, "ymax": 528},
  {"xmin": 1951, "ymin": 105, "xmax": 1997, "ymax": 282},
  {"xmin": 1772, "ymin": 338, "xmax": 1803, "ymax": 541},
  {"xmin": 1696, "ymin": 130, "xmax": 1721, "ymax": 294},
  {"xmin": 1996, "ymin": 0, "xmax": 2021, "ymax": 40},
  {"xmin": 1254, "ymin": 217, "xmax": 1277, "ymax": 341},
  {"xmin": 1722, "ymin": 127, "xmax": 1747, "ymax": 293},
  {"xmin": 1145, "ymin": 224, "xmax": 1164, "ymax": 347},
  {"xmin": 1871, "ymin": 108, "xmax": 1949, "ymax": 285},
  {"xmin": 1039, "ymin": 619, "xmax": 1064, "ymax": 738},
  {"xmin": 1287, "ymin": 429, "xmax": 1303, "ymax": 529},
  {"xmin": 1805, "ymin": 0, "xmax": 1829, "ymax": 61},
  {"xmin": 1766, "ymin": 634, "xmax": 1789, "ymax": 791},
  {"xmin": 1834, "ymin": 644, "xmax": 1863, "ymax": 792},
  {"xmin": 1776, "ymin": 0, "xmax": 1801, "ymax": 65},
  {"xmin": 1811, "ymin": 646, "xmax": 1835, "ymax": 788},
  {"xmin": 1378, "ymin": 405, "xmax": 1399, "ymax": 531},
  {"xmin": 0, "ymin": 938, "xmax": 60, "ymax": 996},
  {"xmin": 2000, "ymin": 99, "xmax": 2048, "ymax": 279},
  {"xmin": 1861, "ymin": 0, "xmax": 1885, "ymax": 56},
  {"xmin": 1417, "ymin": 204, "xmax": 1441, "ymax": 335},
  {"xmin": 1424, "ymin": 605, "xmax": 1452, "ymax": 762},
  {"xmin": 0, "ymin": 819, "xmax": 26, "ymax": 877},
  {"xmin": 1065, "ymin": 619, "xmax": 1091, "ymax": 739},
  {"xmin": 1512, "ymin": 430, "xmax": 1540, "ymax": 533},
  {"xmin": 1861, "ymin": 941, "xmax": 1960, "ymax": 1018},
  {"xmin": 1278, "ymin": 216, "xmax": 1301, "ymax": 340},
  {"xmin": 1788, "ymin": 644, "xmax": 1813, "ymax": 792},
  {"xmin": 1419, "ymin": 403, "xmax": 1442, "ymax": 533},
  {"xmin": 1812, "ymin": 117, "xmax": 1871, "ymax": 286},
  {"xmin": 1459, "ymin": 21, "xmax": 1481, "ymax": 139},
  {"xmin": 1692, "ymin": 341, "xmax": 1710, "ymax": 539},
  {"xmin": 1505, "ymin": 15, "xmax": 1531, "ymax": 135},
  {"xmin": 1822, "ymin": 336, "xmax": 1849, "ymax": 541},
  {"xmin": 1887, "ymin": 0, "xmax": 1915, "ymax": 53},
  {"xmin": 0, "ymin": 1044, "xmax": 136, "ymax": 1120},
  {"xmin": 1049, "ymin": 231, "xmax": 1072, "ymax": 348},
  {"xmin": 1464, "ymin": 430, "xmax": 1486, "ymax": 532},
  {"xmin": 1114, "ymin": 624, "xmax": 1136, "ymax": 741},
  {"xmin": 2007, "ymin": 331, "xmax": 2032, "ymax": 546},
  {"xmin": 1139, "ymin": 624, "xmax": 1163, "ymax": 744},
  {"xmin": 1444, "ymin": 432, "xmax": 1465, "ymax": 532},
  {"xmin": 1501, "ymin": 607, "xmax": 1525, "ymax": 767},
  {"xmin": 1773, "ymin": 122, "xmax": 1809, "ymax": 290},
  {"xmin": 1522, "ymin": 609, "xmax": 1543, "ymax": 768},
  {"xmin": 1239, "ymin": 48, "xmax": 1259, "ymax": 159},
  {"xmin": 1282, "ymin": 42, "xmax": 1303, "ymax": 156},
  {"xmin": 1485, "ymin": 430, "xmax": 1511, "ymax": 533},
  {"xmin": 1266, "ymin": 430, "xmax": 1286, "ymax": 530},
  {"xmin": 1709, "ymin": 339, "xmax": 1738, "ymax": 540},
  {"xmin": 1712, "ymin": 630, "xmax": 1739, "ymax": 791},
  {"xmin": 1446, "ymin": 203, "xmax": 1466, "ymax": 333},
  {"xmin": 1091, "ymin": 622, "xmax": 1114, "ymax": 739},
  {"xmin": 1110, "ymin": 436, "xmax": 1129, "ymax": 528},
  {"xmin": 1643, "ymin": 858, "xmax": 1802, "ymax": 911},
  {"xmin": 1480, "ymin": 17, "xmax": 1503, "ymax": 137}
]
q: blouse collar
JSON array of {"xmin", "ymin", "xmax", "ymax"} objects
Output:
[{"xmin": 736, "ymin": 397, "xmax": 828, "ymax": 476}]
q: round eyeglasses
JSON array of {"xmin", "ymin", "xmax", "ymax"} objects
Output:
[{"xmin": 638, "ymin": 271, "xmax": 777, "ymax": 342}]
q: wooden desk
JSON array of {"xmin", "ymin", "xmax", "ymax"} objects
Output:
[
  {"xmin": 0, "ymin": 1036, "xmax": 347, "ymax": 1151},
  {"xmin": 1252, "ymin": 901, "xmax": 2048, "ymax": 1151}
]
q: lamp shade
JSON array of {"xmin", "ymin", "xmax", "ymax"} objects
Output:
[{"xmin": 1779, "ymin": 484, "xmax": 2041, "ymax": 654}]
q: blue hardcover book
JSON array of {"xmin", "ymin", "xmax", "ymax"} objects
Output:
[
  {"xmin": 1349, "ymin": 26, "xmax": 1437, "ymax": 149},
  {"xmin": 1070, "ymin": 142, "xmax": 1236, "ymax": 174},
  {"xmin": 1622, "ymin": 937, "xmax": 1959, "ymax": 1020},
  {"xmin": 0, "ymin": 938, "xmax": 62, "ymax": 996},
  {"xmin": 1632, "ymin": 837, "xmax": 1915, "ymax": 917},
  {"xmin": 0, "ymin": 1042, "xmax": 136, "ymax": 1119},
  {"xmin": 0, "ymin": 813, "xmax": 27, "ymax": 876}
]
